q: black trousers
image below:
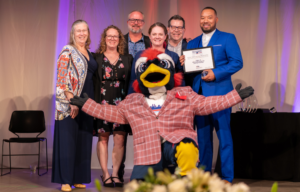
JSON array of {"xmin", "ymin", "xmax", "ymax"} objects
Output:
[{"xmin": 52, "ymin": 113, "xmax": 93, "ymax": 185}]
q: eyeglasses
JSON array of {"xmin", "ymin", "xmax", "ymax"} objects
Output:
[
  {"xmin": 169, "ymin": 25, "xmax": 184, "ymax": 31},
  {"xmin": 75, "ymin": 29, "xmax": 88, "ymax": 33},
  {"xmin": 128, "ymin": 19, "xmax": 144, "ymax": 24},
  {"xmin": 106, "ymin": 35, "xmax": 119, "ymax": 40}
]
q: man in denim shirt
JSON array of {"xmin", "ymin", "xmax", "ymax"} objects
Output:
[{"xmin": 124, "ymin": 10, "xmax": 150, "ymax": 57}]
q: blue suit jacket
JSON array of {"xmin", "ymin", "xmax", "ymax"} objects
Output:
[{"xmin": 187, "ymin": 29, "xmax": 243, "ymax": 96}]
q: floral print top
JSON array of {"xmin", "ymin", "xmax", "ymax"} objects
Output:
[
  {"xmin": 94, "ymin": 56, "xmax": 127, "ymax": 135},
  {"xmin": 55, "ymin": 45, "xmax": 87, "ymax": 120}
]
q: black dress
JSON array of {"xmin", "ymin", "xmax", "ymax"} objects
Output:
[
  {"xmin": 52, "ymin": 50, "xmax": 97, "ymax": 185},
  {"xmin": 94, "ymin": 56, "xmax": 128, "ymax": 134}
]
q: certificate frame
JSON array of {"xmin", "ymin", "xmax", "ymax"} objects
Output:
[{"xmin": 182, "ymin": 46, "xmax": 215, "ymax": 74}]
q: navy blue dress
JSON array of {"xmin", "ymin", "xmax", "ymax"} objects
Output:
[{"xmin": 52, "ymin": 51, "xmax": 97, "ymax": 185}]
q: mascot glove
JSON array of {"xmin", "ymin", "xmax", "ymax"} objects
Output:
[
  {"xmin": 70, "ymin": 93, "xmax": 89, "ymax": 108},
  {"xmin": 235, "ymin": 83, "xmax": 254, "ymax": 100}
]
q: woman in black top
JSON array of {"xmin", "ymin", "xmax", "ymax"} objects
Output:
[{"xmin": 92, "ymin": 25, "xmax": 132, "ymax": 187}]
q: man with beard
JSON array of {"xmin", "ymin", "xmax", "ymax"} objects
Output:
[
  {"xmin": 180, "ymin": 7, "xmax": 243, "ymax": 183},
  {"xmin": 116, "ymin": 10, "xmax": 150, "ymax": 183},
  {"xmin": 124, "ymin": 10, "xmax": 150, "ymax": 57},
  {"xmin": 167, "ymin": 15, "xmax": 193, "ymax": 87}
]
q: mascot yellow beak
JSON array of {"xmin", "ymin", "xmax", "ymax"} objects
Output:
[{"xmin": 140, "ymin": 64, "xmax": 170, "ymax": 88}]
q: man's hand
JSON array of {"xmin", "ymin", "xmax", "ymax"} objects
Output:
[
  {"xmin": 70, "ymin": 93, "xmax": 89, "ymax": 108},
  {"xmin": 179, "ymin": 55, "xmax": 185, "ymax": 66},
  {"xmin": 201, "ymin": 69, "xmax": 215, "ymax": 81},
  {"xmin": 235, "ymin": 83, "xmax": 254, "ymax": 100},
  {"xmin": 70, "ymin": 105, "xmax": 79, "ymax": 119}
]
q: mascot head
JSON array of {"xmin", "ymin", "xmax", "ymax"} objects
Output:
[{"xmin": 133, "ymin": 48, "xmax": 183, "ymax": 99}]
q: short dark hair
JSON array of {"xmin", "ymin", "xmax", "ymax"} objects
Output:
[
  {"xmin": 202, "ymin": 7, "xmax": 217, "ymax": 15},
  {"xmin": 168, "ymin": 15, "xmax": 185, "ymax": 29}
]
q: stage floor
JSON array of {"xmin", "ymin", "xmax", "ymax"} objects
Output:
[{"xmin": 0, "ymin": 169, "xmax": 300, "ymax": 192}]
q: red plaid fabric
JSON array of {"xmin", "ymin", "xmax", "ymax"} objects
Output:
[{"xmin": 82, "ymin": 87, "xmax": 241, "ymax": 165}]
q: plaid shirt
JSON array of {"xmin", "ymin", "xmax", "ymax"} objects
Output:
[{"xmin": 82, "ymin": 87, "xmax": 241, "ymax": 165}]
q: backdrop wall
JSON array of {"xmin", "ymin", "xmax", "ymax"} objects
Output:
[{"xmin": 1, "ymin": 0, "xmax": 299, "ymax": 170}]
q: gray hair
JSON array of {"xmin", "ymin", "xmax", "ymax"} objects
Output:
[
  {"xmin": 69, "ymin": 20, "xmax": 91, "ymax": 49},
  {"xmin": 128, "ymin": 10, "xmax": 145, "ymax": 19}
]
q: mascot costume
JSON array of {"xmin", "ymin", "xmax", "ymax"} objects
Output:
[{"xmin": 70, "ymin": 49, "xmax": 254, "ymax": 180}]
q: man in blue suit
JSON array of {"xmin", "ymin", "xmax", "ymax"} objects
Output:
[{"xmin": 181, "ymin": 7, "xmax": 243, "ymax": 182}]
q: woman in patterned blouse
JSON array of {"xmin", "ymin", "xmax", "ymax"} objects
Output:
[
  {"xmin": 92, "ymin": 25, "xmax": 133, "ymax": 187},
  {"xmin": 52, "ymin": 20, "xmax": 97, "ymax": 192}
]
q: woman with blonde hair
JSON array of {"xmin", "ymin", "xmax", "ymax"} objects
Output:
[
  {"xmin": 92, "ymin": 25, "xmax": 133, "ymax": 187},
  {"xmin": 52, "ymin": 20, "xmax": 97, "ymax": 191}
]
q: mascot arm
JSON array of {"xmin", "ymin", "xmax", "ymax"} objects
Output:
[
  {"xmin": 82, "ymin": 99, "xmax": 128, "ymax": 124},
  {"xmin": 192, "ymin": 89, "xmax": 242, "ymax": 116}
]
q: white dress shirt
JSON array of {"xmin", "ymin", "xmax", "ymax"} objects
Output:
[
  {"xmin": 202, "ymin": 29, "xmax": 216, "ymax": 47},
  {"xmin": 167, "ymin": 39, "xmax": 183, "ymax": 56}
]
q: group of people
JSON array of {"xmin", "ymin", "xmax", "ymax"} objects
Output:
[{"xmin": 52, "ymin": 6, "xmax": 244, "ymax": 192}]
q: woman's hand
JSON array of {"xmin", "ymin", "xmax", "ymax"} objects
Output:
[
  {"xmin": 64, "ymin": 91, "xmax": 78, "ymax": 118},
  {"xmin": 69, "ymin": 104, "xmax": 79, "ymax": 119}
]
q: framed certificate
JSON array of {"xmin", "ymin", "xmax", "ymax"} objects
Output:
[{"xmin": 182, "ymin": 47, "xmax": 215, "ymax": 73}]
